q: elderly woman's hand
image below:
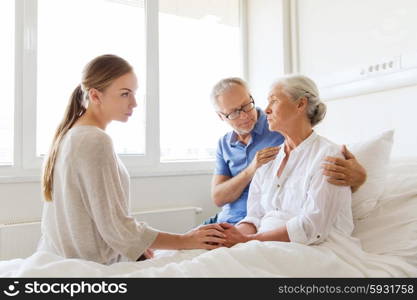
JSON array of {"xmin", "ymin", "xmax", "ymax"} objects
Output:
[
  {"xmin": 322, "ymin": 145, "xmax": 367, "ymax": 193},
  {"xmin": 220, "ymin": 223, "xmax": 250, "ymax": 247}
]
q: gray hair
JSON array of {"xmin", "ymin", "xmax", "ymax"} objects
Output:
[
  {"xmin": 210, "ymin": 77, "xmax": 250, "ymax": 108},
  {"xmin": 273, "ymin": 74, "xmax": 326, "ymax": 127}
]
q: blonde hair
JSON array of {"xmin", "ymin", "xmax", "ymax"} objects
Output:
[{"xmin": 42, "ymin": 54, "xmax": 133, "ymax": 201}]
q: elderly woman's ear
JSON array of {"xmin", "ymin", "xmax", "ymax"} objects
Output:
[{"xmin": 297, "ymin": 97, "xmax": 309, "ymax": 111}]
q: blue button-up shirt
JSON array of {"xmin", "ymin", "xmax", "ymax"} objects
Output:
[{"xmin": 214, "ymin": 108, "xmax": 285, "ymax": 224}]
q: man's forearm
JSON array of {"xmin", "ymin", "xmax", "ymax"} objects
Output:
[{"xmin": 212, "ymin": 165, "xmax": 256, "ymax": 206}]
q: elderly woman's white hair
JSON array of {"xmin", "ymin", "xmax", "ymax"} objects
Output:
[{"xmin": 273, "ymin": 74, "xmax": 326, "ymax": 127}]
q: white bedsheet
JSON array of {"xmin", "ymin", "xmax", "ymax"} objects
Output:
[
  {"xmin": 1, "ymin": 198, "xmax": 416, "ymax": 277},
  {"xmin": 0, "ymin": 234, "xmax": 415, "ymax": 277},
  {"xmin": 351, "ymin": 194, "xmax": 417, "ymax": 276},
  {"xmin": 1, "ymin": 162, "xmax": 416, "ymax": 278}
]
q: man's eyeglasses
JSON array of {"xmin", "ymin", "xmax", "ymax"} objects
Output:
[{"xmin": 221, "ymin": 96, "xmax": 255, "ymax": 120}]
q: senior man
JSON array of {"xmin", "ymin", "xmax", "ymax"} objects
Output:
[{"xmin": 205, "ymin": 77, "xmax": 367, "ymax": 225}]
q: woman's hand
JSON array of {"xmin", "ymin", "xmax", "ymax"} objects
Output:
[
  {"xmin": 137, "ymin": 248, "xmax": 154, "ymax": 261},
  {"xmin": 143, "ymin": 248, "xmax": 154, "ymax": 259},
  {"xmin": 181, "ymin": 223, "xmax": 226, "ymax": 250},
  {"xmin": 220, "ymin": 223, "xmax": 250, "ymax": 247}
]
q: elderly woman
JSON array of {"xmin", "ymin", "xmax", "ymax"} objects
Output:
[{"xmin": 221, "ymin": 74, "xmax": 354, "ymax": 246}]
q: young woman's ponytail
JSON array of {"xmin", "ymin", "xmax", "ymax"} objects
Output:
[{"xmin": 41, "ymin": 85, "xmax": 86, "ymax": 201}]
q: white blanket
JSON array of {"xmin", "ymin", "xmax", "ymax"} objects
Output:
[
  {"xmin": 1, "ymin": 171, "xmax": 416, "ymax": 277},
  {"xmin": 1, "ymin": 191, "xmax": 416, "ymax": 278},
  {"xmin": 0, "ymin": 235, "xmax": 415, "ymax": 277}
]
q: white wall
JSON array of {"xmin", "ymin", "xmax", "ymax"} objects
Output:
[
  {"xmin": 315, "ymin": 85, "xmax": 417, "ymax": 158},
  {"xmin": 294, "ymin": 0, "xmax": 417, "ymax": 158},
  {"xmin": 297, "ymin": 0, "xmax": 417, "ymax": 78},
  {"xmin": 244, "ymin": 0, "xmax": 417, "ymax": 159}
]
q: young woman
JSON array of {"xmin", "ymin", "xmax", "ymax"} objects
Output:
[{"xmin": 38, "ymin": 54, "xmax": 225, "ymax": 265}]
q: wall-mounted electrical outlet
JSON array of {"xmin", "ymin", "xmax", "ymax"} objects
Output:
[
  {"xmin": 317, "ymin": 52, "xmax": 417, "ymax": 100},
  {"xmin": 359, "ymin": 56, "xmax": 401, "ymax": 77}
]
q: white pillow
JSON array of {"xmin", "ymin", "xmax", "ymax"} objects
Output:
[
  {"xmin": 382, "ymin": 158, "xmax": 417, "ymax": 198},
  {"xmin": 348, "ymin": 130, "xmax": 394, "ymax": 220}
]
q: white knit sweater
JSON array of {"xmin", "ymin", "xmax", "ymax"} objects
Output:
[{"xmin": 38, "ymin": 126, "xmax": 159, "ymax": 264}]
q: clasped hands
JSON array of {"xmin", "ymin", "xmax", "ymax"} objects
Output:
[{"xmin": 203, "ymin": 222, "xmax": 249, "ymax": 248}]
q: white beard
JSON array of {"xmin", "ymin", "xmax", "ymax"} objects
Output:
[{"xmin": 234, "ymin": 123, "xmax": 255, "ymax": 135}]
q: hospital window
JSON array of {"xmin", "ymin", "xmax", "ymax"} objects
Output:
[
  {"xmin": 37, "ymin": 0, "xmax": 146, "ymax": 156},
  {"xmin": 159, "ymin": 0, "xmax": 241, "ymax": 161},
  {"xmin": 0, "ymin": 0, "xmax": 15, "ymax": 166},
  {"xmin": 1, "ymin": 0, "xmax": 244, "ymax": 176}
]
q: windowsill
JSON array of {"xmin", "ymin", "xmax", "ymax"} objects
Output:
[{"xmin": 0, "ymin": 166, "xmax": 214, "ymax": 184}]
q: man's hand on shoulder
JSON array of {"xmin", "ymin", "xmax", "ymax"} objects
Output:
[
  {"xmin": 249, "ymin": 146, "xmax": 280, "ymax": 173},
  {"xmin": 322, "ymin": 145, "xmax": 367, "ymax": 193}
]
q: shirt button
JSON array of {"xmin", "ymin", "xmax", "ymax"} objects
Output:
[{"xmin": 277, "ymin": 184, "xmax": 280, "ymax": 188}]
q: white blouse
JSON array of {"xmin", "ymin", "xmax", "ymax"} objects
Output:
[{"xmin": 238, "ymin": 131, "xmax": 354, "ymax": 245}]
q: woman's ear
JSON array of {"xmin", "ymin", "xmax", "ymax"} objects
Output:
[
  {"xmin": 88, "ymin": 88, "xmax": 102, "ymax": 105},
  {"xmin": 297, "ymin": 97, "xmax": 308, "ymax": 111}
]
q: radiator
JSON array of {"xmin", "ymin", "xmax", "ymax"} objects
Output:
[
  {"xmin": 131, "ymin": 206, "xmax": 202, "ymax": 234},
  {"xmin": 0, "ymin": 206, "xmax": 202, "ymax": 260},
  {"xmin": 0, "ymin": 221, "xmax": 41, "ymax": 261}
]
